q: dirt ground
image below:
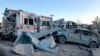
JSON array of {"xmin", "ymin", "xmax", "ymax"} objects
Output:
[{"xmin": 0, "ymin": 40, "xmax": 92, "ymax": 56}]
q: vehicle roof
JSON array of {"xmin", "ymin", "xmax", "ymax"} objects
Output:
[
  {"xmin": 73, "ymin": 28, "xmax": 89, "ymax": 31},
  {"xmin": 74, "ymin": 28, "xmax": 99, "ymax": 37}
]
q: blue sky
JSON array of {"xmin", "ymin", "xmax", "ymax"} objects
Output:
[{"xmin": 0, "ymin": 0, "xmax": 100, "ymax": 24}]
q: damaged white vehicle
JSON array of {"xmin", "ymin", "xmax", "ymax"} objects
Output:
[{"xmin": 55, "ymin": 28, "xmax": 100, "ymax": 48}]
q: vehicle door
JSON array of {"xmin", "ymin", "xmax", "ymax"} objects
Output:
[
  {"xmin": 68, "ymin": 29, "xmax": 81, "ymax": 43},
  {"xmin": 80, "ymin": 31, "xmax": 92, "ymax": 44}
]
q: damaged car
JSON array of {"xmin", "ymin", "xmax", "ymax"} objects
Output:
[{"xmin": 54, "ymin": 28, "xmax": 100, "ymax": 48}]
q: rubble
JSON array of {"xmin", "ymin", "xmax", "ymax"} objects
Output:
[
  {"xmin": 13, "ymin": 44, "xmax": 34, "ymax": 56},
  {"xmin": 0, "ymin": 47, "xmax": 6, "ymax": 56},
  {"xmin": 0, "ymin": 40, "xmax": 92, "ymax": 56},
  {"xmin": 14, "ymin": 31, "xmax": 58, "ymax": 55}
]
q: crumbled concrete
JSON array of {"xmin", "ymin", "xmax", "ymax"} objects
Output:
[
  {"xmin": 92, "ymin": 48, "xmax": 100, "ymax": 56},
  {"xmin": 57, "ymin": 44, "xmax": 91, "ymax": 56},
  {"xmin": 0, "ymin": 40, "xmax": 92, "ymax": 56},
  {"xmin": 13, "ymin": 44, "xmax": 34, "ymax": 56}
]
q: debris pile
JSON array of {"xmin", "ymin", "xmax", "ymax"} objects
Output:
[{"xmin": 13, "ymin": 31, "xmax": 58, "ymax": 56}]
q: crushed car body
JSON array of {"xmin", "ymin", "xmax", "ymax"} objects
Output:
[{"xmin": 54, "ymin": 28, "xmax": 100, "ymax": 48}]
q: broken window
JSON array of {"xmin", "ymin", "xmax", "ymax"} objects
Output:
[
  {"xmin": 42, "ymin": 21, "xmax": 50, "ymax": 26},
  {"xmin": 24, "ymin": 18, "xmax": 28, "ymax": 25},
  {"xmin": 47, "ymin": 21, "xmax": 50, "ymax": 26},
  {"xmin": 29, "ymin": 19, "xmax": 33, "ymax": 25},
  {"xmin": 34, "ymin": 18, "xmax": 37, "ymax": 22},
  {"xmin": 7, "ymin": 17, "xmax": 10, "ymax": 21},
  {"xmin": 82, "ymin": 31, "xmax": 91, "ymax": 36},
  {"xmin": 74, "ymin": 29, "xmax": 80, "ymax": 34},
  {"xmin": 42, "ymin": 21, "xmax": 47, "ymax": 26}
]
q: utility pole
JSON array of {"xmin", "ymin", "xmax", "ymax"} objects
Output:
[{"xmin": 50, "ymin": 14, "xmax": 54, "ymax": 28}]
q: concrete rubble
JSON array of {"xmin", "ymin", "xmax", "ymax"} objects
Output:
[
  {"xmin": 0, "ymin": 40, "xmax": 93, "ymax": 56},
  {"xmin": 91, "ymin": 48, "xmax": 100, "ymax": 56},
  {"xmin": 13, "ymin": 31, "xmax": 58, "ymax": 55},
  {"xmin": 13, "ymin": 44, "xmax": 34, "ymax": 56}
]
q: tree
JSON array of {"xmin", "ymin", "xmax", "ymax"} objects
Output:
[
  {"xmin": 93, "ymin": 16, "xmax": 100, "ymax": 24},
  {"xmin": 76, "ymin": 18, "xmax": 81, "ymax": 24},
  {"xmin": 92, "ymin": 16, "xmax": 100, "ymax": 32}
]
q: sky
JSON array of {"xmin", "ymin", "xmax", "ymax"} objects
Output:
[{"xmin": 0, "ymin": 0, "xmax": 100, "ymax": 24}]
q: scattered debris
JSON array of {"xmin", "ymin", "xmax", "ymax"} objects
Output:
[
  {"xmin": 13, "ymin": 44, "xmax": 34, "ymax": 56},
  {"xmin": 14, "ymin": 31, "xmax": 58, "ymax": 55},
  {"xmin": 0, "ymin": 47, "xmax": 6, "ymax": 56},
  {"xmin": 0, "ymin": 40, "xmax": 92, "ymax": 56},
  {"xmin": 91, "ymin": 48, "xmax": 100, "ymax": 56}
]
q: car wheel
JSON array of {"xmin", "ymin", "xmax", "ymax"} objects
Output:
[
  {"xmin": 89, "ymin": 41, "xmax": 98, "ymax": 48},
  {"xmin": 58, "ymin": 35, "xmax": 66, "ymax": 44}
]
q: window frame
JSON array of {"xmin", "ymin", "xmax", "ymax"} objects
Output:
[
  {"xmin": 42, "ymin": 21, "xmax": 50, "ymax": 26},
  {"xmin": 29, "ymin": 19, "xmax": 33, "ymax": 25},
  {"xmin": 73, "ymin": 29, "xmax": 81, "ymax": 34},
  {"xmin": 24, "ymin": 18, "xmax": 28, "ymax": 25},
  {"xmin": 82, "ymin": 30, "xmax": 91, "ymax": 36},
  {"xmin": 24, "ymin": 18, "xmax": 34, "ymax": 25}
]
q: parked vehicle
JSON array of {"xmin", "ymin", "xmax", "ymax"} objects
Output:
[
  {"xmin": 55, "ymin": 28, "xmax": 100, "ymax": 48},
  {"xmin": 53, "ymin": 19, "xmax": 78, "ymax": 29}
]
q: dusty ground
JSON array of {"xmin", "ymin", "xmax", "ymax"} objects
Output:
[{"xmin": 0, "ymin": 40, "xmax": 92, "ymax": 56}]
